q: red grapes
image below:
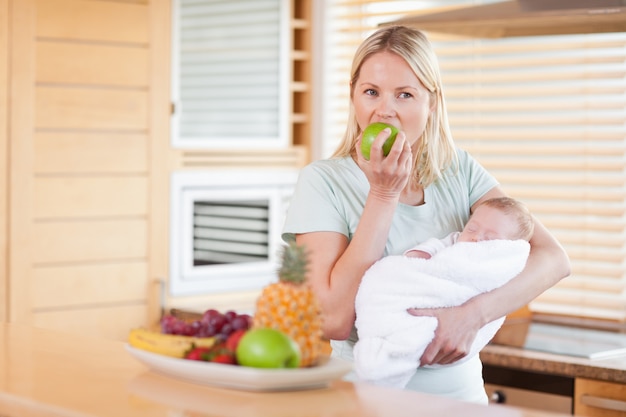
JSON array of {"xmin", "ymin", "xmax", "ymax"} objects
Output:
[{"xmin": 161, "ymin": 309, "xmax": 252, "ymax": 339}]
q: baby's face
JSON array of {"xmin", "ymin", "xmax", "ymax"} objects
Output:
[{"xmin": 458, "ymin": 205, "xmax": 520, "ymax": 243}]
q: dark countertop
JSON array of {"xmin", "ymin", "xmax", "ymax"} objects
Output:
[
  {"xmin": 480, "ymin": 317, "xmax": 626, "ymax": 384},
  {"xmin": 481, "ymin": 343, "xmax": 626, "ymax": 383}
]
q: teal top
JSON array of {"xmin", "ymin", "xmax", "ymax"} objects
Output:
[
  {"xmin": 283, "ymin": 148, "xmax": 497, "ymax": 254},
  {"xmin": 281, "ymin": 148, "xmax": 498, "ymax": 403}
]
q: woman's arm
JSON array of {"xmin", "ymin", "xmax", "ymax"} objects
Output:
[
  {"xmin": 296, "ymin": 194, "xmax": 395, "ymax": 340},
  {"xmin": 297, "ymin": 132, "xmax": 413, "ymax": 340},
  {"xmin": 410, "ymin": 186, "xmax": 571, "ymax": 365}
]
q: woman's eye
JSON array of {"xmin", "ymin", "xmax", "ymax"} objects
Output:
[
  {"xmin": 399, "ymin": 92, "xmax": 413, "ymax": 99},
  {"xmin": 364, "ymin": 89, "xmax": 377, "ymax": 96}
]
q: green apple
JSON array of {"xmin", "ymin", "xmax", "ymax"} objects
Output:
[
  {"xmin": 360, "ymin": 122, "xmax": 399, "ymax": 160},
  {"xmin": 235, "ymin": 328, "xmax": 301, "ymax": 369}
]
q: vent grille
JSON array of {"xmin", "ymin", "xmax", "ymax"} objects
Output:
[
  {"xmin": 170, "ymin": 169, "xmax": 298, "ymax": 296},
  {"xmin": 193, "ymin": 200, "xmax": 270, "ymax": 265}
]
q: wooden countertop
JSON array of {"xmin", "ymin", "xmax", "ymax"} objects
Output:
[
  {"xmin": 481, "ymin": 343, "xmax": 626, "ymax": 383},
  {"xmin": 0, "ymin": 323, "xmax": 572, "ymax": 417}
]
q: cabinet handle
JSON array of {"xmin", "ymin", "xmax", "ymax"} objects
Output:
[
  {"xmin": 490, "ymin": 390, "xmax": 506, "ymax": 404},
  {"xmin": 581, "ymin": 394, "xmax": 626, "ymax": 412}
]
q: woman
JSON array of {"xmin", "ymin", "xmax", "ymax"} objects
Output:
[{"xmin": 282, "ymin": 26, "xmax": 570, "ymax": 403}]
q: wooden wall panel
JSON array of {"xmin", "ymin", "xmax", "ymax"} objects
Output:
[
  {"xmin": 34, "ymin": 177, "xmax": 148, "ymax": 218},
  {"xmin": 32, "ymin": 219, "xmax": 147, "ymax": 264},
  {"xmin": 36, "ymin": 41, "xmax": 149, "ymax": 86},
  {"xmin": 0, "ymin": 0, "xmax": 7, "ymax": 322},
  {"xmin": 9, "ymin": 0, "xmax": 36, "ymax": 324},
  {"xmin": 34, "ymin": 132, "xmax": 148, "ymax": 174},
  {"xmin": 32, "ymin": 305, "xmax": 148, "ymax": 340},
  {"xmin": 35, "ymin": 87, "xmax": 148, "ymax": 130},
  {"xmin": 4, "ymin": 0, "xmax": 158, "ymax": 338},
  {"xmin": 32, "ymin": 262, "xmax": 148, "ymax": 309},
  {"xmin": 36, "ymin": 0, "xmax": 149, "ymax": 44},
  {"xmin": 25, "ymin": 0, "xmax": 153, "ymax": 339},
  {"xmin": 147, "ymin": 0, "xmax": 172, "ymax": 327}
]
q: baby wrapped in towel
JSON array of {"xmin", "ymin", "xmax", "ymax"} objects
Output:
[{"xmin": 353, "ymin": 197, "xmax": 534, "ymax": 388}]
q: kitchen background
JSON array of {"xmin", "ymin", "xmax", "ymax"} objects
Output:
[{"xmin": 1, "ymin": 0, "xmax": 625, "ymax": 342}]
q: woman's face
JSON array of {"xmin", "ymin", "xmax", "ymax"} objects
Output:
[{"xmin": 352, "ymin": 51, "xmax": 434, "ymax": 149}]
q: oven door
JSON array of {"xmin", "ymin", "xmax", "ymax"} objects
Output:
[
  {"xmin": 484, "ymin": 365, "xmax": 573, "ymax": 414},
  {"xmin": 485, "ymin": 383, "xmax": 572, "ymax": 413}
]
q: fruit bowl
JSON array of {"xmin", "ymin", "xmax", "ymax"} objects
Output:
[{"xmin": 125, "ymin": 344, "xmax": 353, "ymax": 391}]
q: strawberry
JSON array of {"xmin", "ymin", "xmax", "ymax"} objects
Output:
[
  {"xmin": 225, "ymin": 329, "xmax": 247, "ymax": 352},
  {"xmin": 212, "ymin": 353, "xmax": 237, "ymax": 364},
  {"xmin": 184, "ymin": 340, "xmax": 238, "ymax": 365},
  {"xmin": 185, "ymin": 346, "xmax": 212, "ymax": 361}
]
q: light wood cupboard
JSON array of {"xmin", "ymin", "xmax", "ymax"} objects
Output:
[
  {"xmin": 1, "ymin": 0, "xmax": 312, "ymax": 340},
  {"xmin": 575, "ymin": 378, "xmax": 626, "ymax": 417}
]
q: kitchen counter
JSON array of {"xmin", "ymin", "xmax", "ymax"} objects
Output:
[
  {"xmin": 481, "ymin": 343, "xmax": 626, "ymax": 384},
  {"xmin": 481, "ymin": 317, "xmax": 626, "ymax": 384},
  {"xmin": 0, "ymin": 323, "xmax": 571, "ymax": 417}
]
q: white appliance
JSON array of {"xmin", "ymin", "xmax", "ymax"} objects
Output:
[{"xmin": 169, "ymin": 169, "xmax": 298, "ymax": 296}]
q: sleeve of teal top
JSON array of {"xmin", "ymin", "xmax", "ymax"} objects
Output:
[
  {"xmin": 282, "ymin": 163, "xmax": 351, "ymax": 243},
  {"xmin": 458, "ymin": 148, "xmax": 499, "ymax": 207}
]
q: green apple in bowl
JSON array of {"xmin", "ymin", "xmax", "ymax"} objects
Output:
[
  {"xmin": 235, "ymin": 328, "xmax": 301, "ymax": 369},
  {"xmin": 360, "ymin": 122, "xmax": 399, "ymax": 160}
]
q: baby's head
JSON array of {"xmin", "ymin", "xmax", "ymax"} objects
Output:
[{"xmin": 458, "ymin": 197, "xmax": 534, "ymax": 243}]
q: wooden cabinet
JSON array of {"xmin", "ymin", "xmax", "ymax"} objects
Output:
[{"xmin": 575, "ymin": 378, "xmax": 626, "ymax": 417}]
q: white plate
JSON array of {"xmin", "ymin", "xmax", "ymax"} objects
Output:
[{"xmin": 125, "ymin": 344, "xmax": 353, "ymax": 391}]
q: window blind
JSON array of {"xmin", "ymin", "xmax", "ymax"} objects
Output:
[
  {"xmin": 172, "ymin": 0, "xmax": 288, "ymax": 148},
  {"xmin": 323, "ymin": 0, "xmax": 626, "ymax": 322}
]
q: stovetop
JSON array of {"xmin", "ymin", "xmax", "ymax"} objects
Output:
[{"xmin": 522, "ymin": 323, "xmax": 626, "ymax": 360}]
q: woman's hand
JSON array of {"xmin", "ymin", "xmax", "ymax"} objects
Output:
[
  {"xmin": 407, "ymin": 304, "xmax": 481, "ymax": 366},
  {"xmin": 355, "ymin": 129, "xmax": 413, "ymax": 201}
]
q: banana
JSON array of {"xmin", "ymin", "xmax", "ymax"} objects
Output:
[{"xmin": 128, "ymin": 328, "xmax": 217, "ymax": 358}]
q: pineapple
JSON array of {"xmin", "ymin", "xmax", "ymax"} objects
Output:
[{"xmin": 253, "ymin": 241, "xmax": 323, "ymax": 367}]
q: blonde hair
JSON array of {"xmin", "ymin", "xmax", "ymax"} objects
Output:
[
  {"xmin": 331, "ymin": 26, "xmax": 457, "ymax": 188},
  {"xmin": 478, "ymin": 197, "xmax": 535, "ymax": 241}
]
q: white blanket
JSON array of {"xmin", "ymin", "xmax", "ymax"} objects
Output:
[{"xmin": 353, "ymin": 239, "xmax": 530, "ymax": 389}]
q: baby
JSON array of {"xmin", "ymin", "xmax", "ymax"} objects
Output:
[
  {"xmin": 406, "ymin": 196, "xmax": 534, "ymax": 259},
  {"xmin": 353, "ymin": 196, "xmax": 534, "ymax": 389}
]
